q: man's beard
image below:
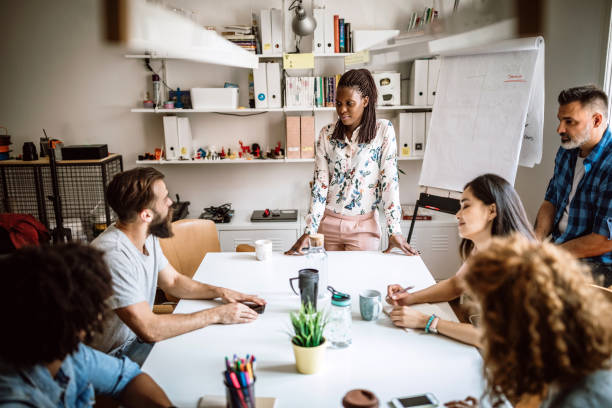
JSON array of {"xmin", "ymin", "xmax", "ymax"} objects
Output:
[
  {"xmin": 560, "ymin": 126, "xmax": 591, "ymax": 150},
  {"xmin": 148, "ymin": 208, "xmax": 174, "ymax": 238}
]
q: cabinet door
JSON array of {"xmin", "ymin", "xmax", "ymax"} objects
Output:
[
  {"xmin": 219, "ymin": 229, "xmax": 298, "ymax": 252},
  {"xmin": 402, "ymin": 224, "xmax": 461, "ymax": 281}
]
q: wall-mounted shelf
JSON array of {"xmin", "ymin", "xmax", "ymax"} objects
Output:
[
  {"xmin": 136, "ymin": 157, "xmax": 421, "ymax": 165},
  {"xmin": 131, "ymin": 105, "xmax": 432, "ymax": 114},
  {"xmin": 136, "ymin": 158, "xmax": 315, "ymax": 165}
]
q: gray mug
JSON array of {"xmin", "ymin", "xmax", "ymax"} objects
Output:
[{"xmin": 359, "ymin": 289, "xmax": 382, "ymax": 321}]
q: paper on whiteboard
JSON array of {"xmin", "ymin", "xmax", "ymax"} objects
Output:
[
  {"xmin": 520, "ymin": 39, "xmax": 545, "ymax": 167},
  {"xmin": 419, "ymin": 39, "xmax": 543, "ymax": 191}
]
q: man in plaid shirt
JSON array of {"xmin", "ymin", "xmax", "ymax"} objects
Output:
[{"xmin": 535, "ymin": 85, "xmax": 612, "ymax": 286}]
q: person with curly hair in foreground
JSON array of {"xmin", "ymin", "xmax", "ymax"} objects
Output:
[
  {"xmin": 445, "ymin": 235, "xmax": 612, "ymax": 408},
  {"xmin": 0, "ymin": 243, "xmax": 173, "ymax": 407}
]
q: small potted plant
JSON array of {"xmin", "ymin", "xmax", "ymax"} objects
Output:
[{"xmin": 290, "ymin": 302, "xmax": 327, "ymax": 374}]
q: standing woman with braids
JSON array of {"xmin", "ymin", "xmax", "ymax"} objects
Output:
[
  {"xmin": 286, "ymin": 69, "xmax": 416, "ymax": 254},
  {"xmin": 445, "ymin": 235, "xmax": 612, "ymax": 408}
]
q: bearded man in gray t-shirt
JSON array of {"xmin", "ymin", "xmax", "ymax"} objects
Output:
[{"xmin": 90, "ymin": 167, "xmax": 265, "ymax": 365}]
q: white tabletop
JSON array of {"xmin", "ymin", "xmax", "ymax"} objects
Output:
[{"xmin": 142, "ymin": 252, "xmax": 484, "ymax": 407}]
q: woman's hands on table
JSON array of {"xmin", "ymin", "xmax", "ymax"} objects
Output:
[
  {"xmin": 285, "ymin": 233, "xmax": 310, "ymax": 255},
  {"xmin": 383, "ymin": 234, "xmax": 418, "ymax": 255}
]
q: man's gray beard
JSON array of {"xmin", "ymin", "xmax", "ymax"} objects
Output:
[{"xmin": 561, "ymin": 128, "xmax": 591, "ymax": 150}]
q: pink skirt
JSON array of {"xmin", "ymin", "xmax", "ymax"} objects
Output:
[{"xmin": 317, "ymin": 209, "xmax": 381, "ymax": 251}]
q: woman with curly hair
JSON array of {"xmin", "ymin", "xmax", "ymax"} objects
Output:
[
  {"xmin": 0, "ymin": 243, "xmax": 173, "ymax": 407},
  {"xmin": 445, "ymin": 234, "xmax": 612, "ymax": 408}
]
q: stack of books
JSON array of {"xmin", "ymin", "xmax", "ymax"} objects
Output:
[
  {"xmin": 333, "ymin": 15, "xmax": 353, "ymax": 53},
  {"xmin": 221, "ymin": 25, "xmax": 256, "ymax": 54},
  {"xmin": 285, "ymin": 75, "xmax": 342, "ymax": 108},
  {"xmin": 407, "ymin": 7, "xmax": 439, "ymax": 31}
]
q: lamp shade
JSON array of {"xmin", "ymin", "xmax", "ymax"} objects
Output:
[{"xmin": 291, "ymin": 5, "xmax": 317, "ymax": 36}]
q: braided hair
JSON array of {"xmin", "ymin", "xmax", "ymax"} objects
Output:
[{"xmin": 331, "ymin": 69, "xmax": 378, "ymax": 144}]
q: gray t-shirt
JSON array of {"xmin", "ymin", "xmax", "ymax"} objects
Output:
[
  {"xmin": 90, "ymin": 224, "xmax": 169, "ymax": 353},
  {"xmin": 540, "ymin": 369, "xmax": 612, "ymax": 408}
]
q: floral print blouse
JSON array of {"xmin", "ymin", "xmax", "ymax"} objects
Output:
[{"xmin": 304, "ymin": 119, "xmax": 402, "ymax": 236}]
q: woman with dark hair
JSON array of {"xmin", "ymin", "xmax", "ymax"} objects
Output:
[
  {"xmin": 446, "ymin": 235, "xmax": 612, "ymax": 408},
  {"xmin": 286, "ymin": 69, "xmax": 415, "ymax": 254},
  {"xmin": 385, "ymin": 173, "xmax": 536, "ymax": 346}
]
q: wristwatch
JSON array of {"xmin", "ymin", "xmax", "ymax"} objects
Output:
[{"xmin": 429, "ymin": 316, "xmax": 440, "ymax": 334}]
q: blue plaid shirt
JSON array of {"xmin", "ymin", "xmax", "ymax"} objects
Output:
[{"xmin": 544, "ymin": 127, "xmax": 612, "ymax": 264}]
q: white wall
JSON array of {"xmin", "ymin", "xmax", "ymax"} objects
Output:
[
  {"xmin": 515, "ymin": 0, "xmax": 611, "ymax": 220},
  {"xmin": 0, "ymin": 0, "xmax": 610, "ymax": 222}
]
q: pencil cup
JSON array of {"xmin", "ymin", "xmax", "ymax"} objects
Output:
[{"xmin": 224, "ymin": 378, "xmax": 256, "ymax": 408}]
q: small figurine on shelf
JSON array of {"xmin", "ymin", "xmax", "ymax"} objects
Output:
[
  {"xmin": 252, "ymin": 143, "xmax": 262, "ymax": 159},
  {"xmin": 142, "ymin": 91, "xmax": 154, "ymax": 108},
  {"xmin": 273, "ymin": 141, "xmax": 284, "ymax": 159},
  {"xmin": 228, "ymin": 148, "xmax": 237, "ymax": 160},
  {"xmin": 174, "ymin": 88, "xmax": 184, "ymax": 109},
  {"xmin": 219, "ymin": 147, "xmax": 226, "ymax": 160},
  {"xmin": 196, "ymin": 148, "xmax": 207, "ymax": 160}
]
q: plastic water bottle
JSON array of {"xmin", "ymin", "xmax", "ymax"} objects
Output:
[
  {"xmin": 326, "ymin": 286, "xmax": 352, "ymax": 348},
  {"xmin": 152, "ymin": 74, "xmax": 161, "ymax": 108},
  {"xmin": 306, "ymin": 233, "xmax": 328, "ymax": 299}
]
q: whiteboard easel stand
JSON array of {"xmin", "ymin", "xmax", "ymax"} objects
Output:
[{"xmin": 406, "ymin": 187, "xmax": 461, "ymax": 244}]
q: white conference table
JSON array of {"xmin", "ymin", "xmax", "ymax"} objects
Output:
[{"xmin": 142, "ymin": 252, "xmax": 485, "ymax": 407}]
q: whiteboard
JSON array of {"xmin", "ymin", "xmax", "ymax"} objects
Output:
[{"xmin": 419, "ymin": 37, "xmax": 544, "ymax": 192}]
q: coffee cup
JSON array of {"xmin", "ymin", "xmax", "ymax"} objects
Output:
[
  {"xmin": 254, "ymin": 239, "xmax": 272, "ymax": 261},
  {"xmin": 359, "ymin": 290, "xmax": 382, "ymax": 321},
  {"xmin": 289, "ymin": 268, "xmax": 319, "ymax": 310}
]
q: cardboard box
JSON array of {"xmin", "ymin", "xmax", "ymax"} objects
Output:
[
  {"xmin": 286, "ymin": 116, "xmax": 301, "ymax": 159},
  {"xmin": 300, "ymin": 116, "xmax": 315, "ymax": 158}
]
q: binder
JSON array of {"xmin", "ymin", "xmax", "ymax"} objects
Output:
[
  {"xmin": 398, "ymin": 113, "xmax": 413, "ymax": 158},
  {"xmin": 259, "ymin": 9, "xmax": 272, "ymax": 55},
  {"xmin": 177, "ymin": 117, "xmax": 192, "ymax": 159},
  {"xmin": 270, "ymin": 8, "xmax": 283, "ymax": 54},
  {"xmin": 286, "ymin": 116, "xmax": 301, "ymax": 159},
  {"xmin": 427, "ymin": 59, "xmax": 441, "ymax": 105},
  {"xmin": 266, "ymin": 62, "xmax": 281, "ymax": 108},
  {"xmin": 253, "ymin": 62, "xmax": 268, "ymax": 108},
  {"xmin": 409, "ymin": 59, "xmax": 428, "ymax": 106},
  {"xmin": 412, "ymin": 112, "xmax": 426, "ymax": 157},
  {"xmin": 313, "ymin": 9, "xmax": 325, "ymax": 54},
  {"xmin": 324, "ymin": 11, "xmax": 335, "ymax": 54},
  {"xmin": 163, "ymin": 116, "xmax": 178, "ymax": 160},
  {"xmin": 300, "ymin": 115, "xmax": 315, "ymax": 158},
  {"xmin": 425, "ymin": 111, "xmax": 432, "ymax": 142}
]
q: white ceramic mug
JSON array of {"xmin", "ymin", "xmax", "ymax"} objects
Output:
[{"xmin": 255, "ymin": 239, "xmax": 273, "ymax": 261}]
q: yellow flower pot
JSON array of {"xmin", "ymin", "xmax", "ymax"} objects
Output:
[{"xmin": 292, "ymin": 338, "xmax": 327, "ymax": 374}]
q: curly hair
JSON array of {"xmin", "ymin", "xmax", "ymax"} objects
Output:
[
  {"xmin": 0, "ymin": 243, "xmax": 113, "ymax": 367},
  {"xmin": 459, "ymin": 174, "xmax": 535, "ymax": 260},
  {"xmin": 464, "ymin": 235, "xmax": 612, "ymax": 405},
  {"xmin": 331, "ymin": 69, "xmax": 378, "ymax": 144}
]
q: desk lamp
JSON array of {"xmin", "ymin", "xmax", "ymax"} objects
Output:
[{"xmin": 289, "ymin": 0, "xmax": 317, "ymax": 53}]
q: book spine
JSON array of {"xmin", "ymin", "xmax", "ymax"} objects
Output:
[
  {"xmin": 344, "ymin": 23, "xmax": 351, "ymax": 53},
  {"xmin": 333, "ymin": 15, "xmax": 339, "ymax": 53},
  {"xmin": 320, "ymin": 77, "xmax": 324, "ymax": 107},
  {"xmin": 339, "ymin": 19, "xmax": 345, "ymax": 52}
]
